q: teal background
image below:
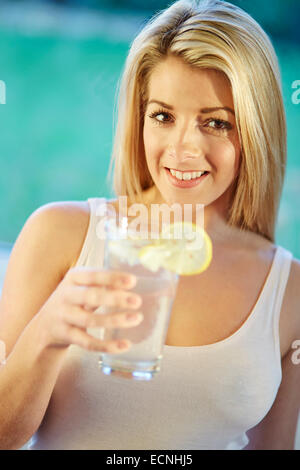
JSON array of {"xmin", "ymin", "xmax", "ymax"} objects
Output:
[{"xmin": 0, "ymin": 0, "xmax": 299, "ymax": 257}]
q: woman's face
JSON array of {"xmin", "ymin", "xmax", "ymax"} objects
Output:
[{"xmin": 143, "ymin": 55, "xmax": 241, "ymax": 208}]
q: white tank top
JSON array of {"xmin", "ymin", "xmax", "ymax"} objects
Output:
[{"xmin": 29, "ymin": 197, "xmax": 293, "ymax": 450}]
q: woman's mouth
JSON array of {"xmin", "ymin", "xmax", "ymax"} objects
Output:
[{"xmin": 164, "ymin": 167, "xmax": 209, "ymax": 188}]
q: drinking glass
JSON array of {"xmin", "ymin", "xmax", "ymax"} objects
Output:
[{"xmin": 94, "ymin": 216, "xmax": 178, "ymax": 381}]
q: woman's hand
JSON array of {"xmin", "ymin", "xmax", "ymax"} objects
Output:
[{"xmin": 35, "ymin": 267, "xmax": 143, "ymax": 354}]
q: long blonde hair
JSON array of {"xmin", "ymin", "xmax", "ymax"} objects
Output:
[{"xmin": 108, "ymin": 0, "xmax": 286, "ymax": 242}]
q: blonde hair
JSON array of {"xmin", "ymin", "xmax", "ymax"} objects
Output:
[{"xmin": 108, "ymin": 0, "xmax": 286, "ymax": 242}]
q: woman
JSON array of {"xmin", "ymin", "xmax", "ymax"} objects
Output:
[{"xmin": 0, "ymin": 0, "xmax": 299, "ymax": 450}]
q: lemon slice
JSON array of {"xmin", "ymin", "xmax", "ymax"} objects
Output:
[{"xmin": 138, "ymin": 222, "xmax": 212, "ymax": 275}]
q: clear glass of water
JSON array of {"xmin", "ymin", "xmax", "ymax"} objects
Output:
[{"xmin": 96, "ymin": 216, "xmax": 179, "ymax": 381}]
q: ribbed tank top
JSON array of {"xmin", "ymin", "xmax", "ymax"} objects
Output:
[{"xmin": 29, "ymin": 197, "xmax": 293, "ymax": 450}]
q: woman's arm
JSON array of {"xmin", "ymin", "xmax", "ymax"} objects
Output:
[
  {"xmin": 245, "ymin": 259, "xmax": 300, "ymax": 450},
  {"xmin": 0, "ymin": 202, "xmax": 89, "ymax": 449},
  {"xmin": 0, "ymin": 201, "xmax": 142, "ymax": 450}
]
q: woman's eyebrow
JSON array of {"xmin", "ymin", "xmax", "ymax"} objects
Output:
[
  {"xmin": 201, "ymin": 106, "xmax": 235, "ymax": 116},
  {"xmin": 147, "ymin": 99, "xmax": 235, "ymax": 116}
]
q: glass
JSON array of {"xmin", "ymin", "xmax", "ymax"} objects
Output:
[{"xmin": 95, "ymin": 215, "xmax": 178, "ymax": 381}]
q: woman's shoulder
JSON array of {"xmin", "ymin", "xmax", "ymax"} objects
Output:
[
  {"xmin": 247, "ymin": 230, "xmax": 299, "ymax": 284},
  {"xmin": 33, "ymin": 199, "xmax": 91, "ymax": 234},
  {"xmin": 30, "ymin": 199, "xmax": 91, "ymax": 271},
  {"xmin": 250, "ymin": 231, "xmax": 300, "ymax": 346},
  {"xmin": 282, "ymin": 254, "xmax": 300, "ymax": 344},
  {"xmin": 230, "ymin": 229, "xmax": 300, "ymax": 346}
]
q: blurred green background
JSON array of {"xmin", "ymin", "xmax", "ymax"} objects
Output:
[{"xmin": 0, "ymin": 0, "xmax": 299, "ymax": 256}]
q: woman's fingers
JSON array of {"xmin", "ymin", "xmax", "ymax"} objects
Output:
[
  {"xmin": 66, "ymin": 326, "xmax": 132, "ymax": 353},
  {"xmin": 63, "ymin": 285, "xmax": 142, "ymax": 310},
  {"xmin": 65, "ymin": 267, "xmax": 136, "ymax": 290},
  {"xmin": 63, "ymin": 305, "xmax": 144, "ymax": 330},
  {"xmin": 37, "ymin": 267, "xmax": 145, "ymax": 352},
  {"xmin": 40, "ymin": 267, "xmax": 144, "ymax": 352}
]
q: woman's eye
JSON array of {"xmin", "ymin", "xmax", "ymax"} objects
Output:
[
  {"xmin": 147, "ymin": 111, "xmax": 233, "ymax": 133},
  {"xmin": 148, "ymin": 110, "xmax": 173, "ymax": 125},
  {"xmin": 205, "ymin": 119, "xmax": 232, "ymax": 132}
]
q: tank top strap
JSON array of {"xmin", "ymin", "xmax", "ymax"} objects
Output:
[
  {"xmin": 88, "ymin": 197, "xmax": 107, "ymax": 216},
  {"xmin": 271, "ymin": 246, "xmax": 293, "ymax": 363},
  {"xmin": 272, "ymin": 246, "xmax": 293, "ymax": 314},
  {"xmin": 75, "ymin": 197, "xmax": 107, "ymax": 268}
]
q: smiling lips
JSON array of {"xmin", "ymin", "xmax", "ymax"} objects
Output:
[
  {"xmin": 164, "ymin": 167, "xmax": 209, "ymax": 188},
  {"xmin": 167, "ymin": 168, "xmax": 209, "ymax": 181}
]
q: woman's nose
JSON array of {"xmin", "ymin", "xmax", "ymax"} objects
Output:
[{"xmin": 168, "ymin": 121, "xmax": 205, "ymax": 162}]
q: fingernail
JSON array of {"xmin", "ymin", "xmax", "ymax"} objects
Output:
[
  {"xmin": 127, "ymin": 295, "xmax": 140, "ymax": 306},
  {"xmin": 119, "ymin": 275, "xmax": 135, "ymax": 287},
  {"xmin": 126, "ymin": 312, "xmax": 143, "ymax": 322},
  {"xmin": 117, "ymin": 339, "xmax": 131, "ymax": 350}
]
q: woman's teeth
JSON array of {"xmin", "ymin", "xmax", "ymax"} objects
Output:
[{"xmin": 169, "ymin": 169, "xmax": 207, "ymax": 181}]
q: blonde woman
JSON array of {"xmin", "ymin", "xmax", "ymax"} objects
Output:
[{"xmin": 0, "ymin": 0, "xmax": 299, "ymax": 450}]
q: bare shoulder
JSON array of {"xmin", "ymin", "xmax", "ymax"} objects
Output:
[
  {"xmin": 283, "ymin": 256, "xmax": 300, "ymax": 341},
  {"xmin": 237, "ymin": 229, "xmax": 275, "ymax": 251},
  {"xmin": 226, "ymin": 227, "xmax": 276, "ymax": 263},
  {"xmin": 33, "ymin": 199, "xmax": 90, "ymax": 229},
  {"xmin": 28, "ymin": 200, "xmax": 91, "ymax": 271},
  {"xmin": 0, "ymin": 200, "xmax": 91, "ymax": 355},
  {"xmin": 227, "ymin": 229, "xmax": 299, "ymax": 347},
  {"xmin": 288, "ymin": 257, "xmax": 300, "ymax": 287},
  {"xmin": 247, "ymin": 231, "xmax": 300, "ymax": 342}
]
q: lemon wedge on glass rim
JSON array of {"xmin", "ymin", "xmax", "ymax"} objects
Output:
[{"xmin": 138, "ymin": 221, "xmax": 212, "ymax": 276}]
